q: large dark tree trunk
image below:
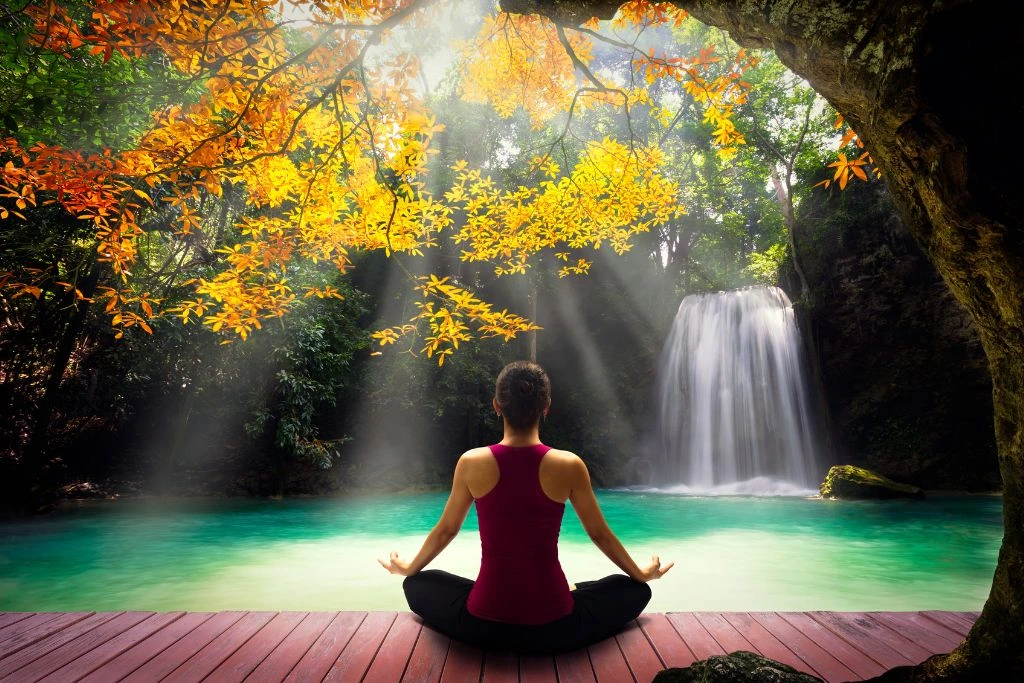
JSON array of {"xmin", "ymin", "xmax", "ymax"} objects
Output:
[{"xmin": 504, "ymin": 1, "xmax": 1022, "ymax": 679}]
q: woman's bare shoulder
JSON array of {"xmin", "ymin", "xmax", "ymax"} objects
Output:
[
  {"xmin": 458, "ymin": 446, "xmax": 495, "ymax": 463},
  {"xmin": 544, "ymin": 448, "xmax": 586, "ymax": 468}
]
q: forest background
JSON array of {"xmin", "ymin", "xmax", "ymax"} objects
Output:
[{"xmin": 0, "ymin": 0, "xmax": 997, "ymax": 505}]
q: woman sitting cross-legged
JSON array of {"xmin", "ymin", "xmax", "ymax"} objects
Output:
[{"xmin": 379, "ymin": 360, "xmax": 673, "ymax": 654}]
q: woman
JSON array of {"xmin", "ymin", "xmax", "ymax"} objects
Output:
[{"xmin": 379, "ymin": 360, "xmax": 673, "ymax": 653}]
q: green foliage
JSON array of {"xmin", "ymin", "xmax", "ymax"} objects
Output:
[
  {"xmin": 245, "ymin": 286, "xmax": 370, "ymax": 468},
  {"xmin": 744, "ymin": 243, "xmax": 787, "ymax": 285}
]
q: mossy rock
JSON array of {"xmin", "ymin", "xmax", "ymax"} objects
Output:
[
  {"xmin": 820, "ymin": 465, "xmax": 925, "ymax": 500},
  {"xmin": 652, "ymin": 651, "xmax": 822, "ymax": 682}
]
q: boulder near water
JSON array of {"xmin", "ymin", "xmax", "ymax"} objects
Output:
[
  {"xmin": 652, "ymin": 651, "xmax": 822, "ymax": 682},
  {"xmin": 820, "ymin": 465, "xmax": 925, "ymax": 500}
]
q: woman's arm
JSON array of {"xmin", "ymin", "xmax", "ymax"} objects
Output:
[
  {"xmin": 379, "ymin": 454, "xmax": 475, "ymax": 576},
  {"xmin": 568, "ymin": 456, "xmax": 674, "ymax": 582}
]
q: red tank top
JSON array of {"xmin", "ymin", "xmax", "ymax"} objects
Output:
[{"xmin": 466, "ymin": 444, "xmax": 574, "ymax": 625}]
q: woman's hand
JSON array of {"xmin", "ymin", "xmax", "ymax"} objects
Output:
[
  {"xmin": 378, "ymin": 551, "xmax": 414, "ymax": 576},
  {"xmin": 637, "ymin": 555, "xmax": 674, "ymax": 582}
]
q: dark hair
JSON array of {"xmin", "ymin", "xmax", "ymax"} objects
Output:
[{"xmin": 495, "ymin": 361, "xmax": 551, "ymax": 429}]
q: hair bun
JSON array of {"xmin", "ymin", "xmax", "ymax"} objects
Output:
[{"xmin": 517, "ymin": 379, "xmax": 535, "ymax": 395}]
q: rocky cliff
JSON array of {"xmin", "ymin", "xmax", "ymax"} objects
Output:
[{"xmin": 782, "ymin": 181, "xmax": 999, "ymax": 491}]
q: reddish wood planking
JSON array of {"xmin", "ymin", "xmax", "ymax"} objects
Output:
[
  {"xmin": 0, "ymin": 610, "xmax": 981, "ymax": 682},
  {"xmin": 79, "ymin": 612, "xmax": 214, "ymax": 683},
  {"xmin": 161, "ymin": 611, "xmax": 276, "ymax": 683},
  {"xmin": 20, "ymin": 611, "xmax": 159, "ymax": 683},
  {"xmin": 833, "ymin": 612, "xmax": 933, "ymax": 662},
  {"xmin": 0, "ymin": 611, "xmax": 91, "ymax": 661},
  {"xmin": 439, "ymin": 638, "xmax": 482, "ymax": 683},
  {"xmin": 777, "ymin": 611, "xmax": 886, "ymax": 680},
  {"xmin": 749, "ymin": 612, "xmax": 859, "ymax": 683},
  {"xmin": 920, "ymin": 610, "xmax": 975, "ymax": 636},
  {"xmin": 245, "ymin": 611, "xmax": 334, "ymax": 682},
  {"xmin": 0, "ymin": 613, "xmax": 35, "ymax": 631},
  {"xmin": 402, "ymin": 624, "xmax": 450, "ymax": 683},
  {"xmin": 666, "ymin": 612, "xmax": 726, "ymax": 660},
  {"xmin": 0, "ymin": 611, "xmax": 120, "ymax": 678},
  {"xmin": 693, "ymin": 612, "xmax": 756, "ymax": 654},
  {"xmin": 361, "ymin": 612, "xmax": 423, "ymax": 682},
  {"xmin": 616, "ymin": 619, "xmax": 665, "ymax": 683},
  {"xmin": 720, "ymin": 612, "xmax": 809, "ymax": 673},
  {"xmin": 588, "ymin": 635, "xmax": 633, "ymax": 683},
  {"xmin": 322, "ymin": 611, "xmax": 397, "ymax": 683},
  {"xmin": 807, "ymin": 611, "xmax": 915, "ymax": 670},
  {"xmin": 639, "ymin": 614, "xmax": 697, "ymax": 669},
  {"xmin": 45, "ymin": 611, "xmax": 184, "ymax": 683},
  {"xmin": 555, "ymin": 647, "xmax": 596, "ymax": 683},
  {"xmin": 481, "ymin": 649, "xmax": 518, "ymax": 683},
  {"xmin": 518, "ymin": 653, "xmax": 558, "ymax": 683},
  {"xmin": 283, "ymin": 611, "xmax": 366, "ymax": 682},
  {"xmin": 121, "ymin": 610, "xmax": 246, "ymax": 682},
  {"xmin": 205, "ymin": 610, "xmax": 307, "ymax": 682},
  {"xmin": 869, "ymin": 612, "xmax": 962, "ymax": 651}
]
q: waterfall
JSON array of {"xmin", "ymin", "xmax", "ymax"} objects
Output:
[{"xmin": 652, "ymin": 286, "xmax": 821, "ymax": 495}]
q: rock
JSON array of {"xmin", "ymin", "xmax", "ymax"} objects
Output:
[
  {"xmin": 820, "ymin": 465, "xmax": 925, "ymax": 499},
  {"xmin": 57, "ymin": 481, "xmax": 114, "ymax": 499},
  {"xmin": 652, "ymin": 651, "xmax": 822, "ymax": 683}
]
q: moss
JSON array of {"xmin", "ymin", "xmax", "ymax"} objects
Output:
[{"xmin": 820, "ymin": 464, "xmax": 925, "ymax": 499}]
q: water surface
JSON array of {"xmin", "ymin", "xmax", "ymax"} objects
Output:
[{"xmin": 0, "ymin": 492, "xmax": 1001, "ymax": 612}]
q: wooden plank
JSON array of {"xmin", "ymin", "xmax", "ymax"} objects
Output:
[
  {"xmin": 920, "ymin": 611, "xmax": 974, "ymax": 636},
  {"xmin": 481, "ymin": 649, "xmax": 518, "ymax": 683},
  {"xmin": 639, "ymin": 614, "xmax": 696, "ymax": 669},
  {"xmin": 361, "ymin": 612, "xmax": 422, "ymax": 682},
  {"xmin": 80, "ymin": 612, "xmax": 213, "ymax": 683},
  {"xmin": 205, "ymin": 611, "xmax": 306, "ymax": 682},
  {"xmin": 246, "ymin": 611, "xmax": 336, "ymax": 682},
  {"xmin": 283, "ymin": 611, "xmax": 366, "ymax": 682},
  {"xmin": 160, "ymin": 611, "xmax": 275, "ymax": 683},
  {"xmin": 693, "ymin": 612, "xmax": 755, "ymax": 654},
  {"xmin": 0, "ymin": 612, "xmax": 90, "ymax": 660},
  {"xmin": 0, "ymin": 613, "xmax": 35, "ymax": 631},
  {"xmin": 833, "ymin": 612, "xmax": 932, "ymax": 662},
  {"xmin": 555, "ymin": 647, "xmax": 595, "ymax": 683},
  {"xmin": 869, "ymin": 612, "xmax": 962, "ymax": 652},
  {"xmin": 17, "ymin": 611, "xmax": 152, "ymax": 682},
  {"xmin": 518, "ymin": 653, "xmax": 557, "ymax": 683},
  {"xmin": 8, "ymin": 611, "xmax": 151, "ymax": 682},
  {"xmin": 808, "ymin": 612, "xmax": 915, "ymax": 669},
  {"xmin": 121, "ymin": 611, "xmax": 246, "ymax": 682},
  {"xmin": 45, "ymin": 612, "xmax": 184, "ymax": 683},
  {"xmin": 0, "ymin": 611, "xmax": 120, "ymax": 679},
  {"xmin": 617, "ymin": 619, "xmax": 664, "ymax": 683},
  {"xmin": 721, "ymin": 613, "xmax": 810, "ymax": 673},
  {"xmin": 402, "ymin": 625, "xmax": 450, "ymax": 683},
  {"xmin": 779, "ymin": 612, "xmax": 885, "ymax": 680},
  {"xmin": 439, "ymin": 639, "xmax": 482, "ymax": 683},
  {"xmin": 322, "ymin": 611, "xmax": 397, "ymax": 683},
  {"xmin": 588, "ymin": 636, "xmax": 633, "ymax": 683},
  {"xmin": 666, "ymin": 613, "xmax": 726, "ymax": 660},
  {"xmin": 749, "ymin": 613, "xmax": 860, "ymax": 683}
]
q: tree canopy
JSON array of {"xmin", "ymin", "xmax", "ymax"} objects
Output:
[{"xmin": 0, "ymin": 0, "xmax": 872, "ymax": 363}]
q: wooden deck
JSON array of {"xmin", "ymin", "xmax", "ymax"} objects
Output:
[{"xmin": 0, "ymin": 610, "xmax": 977, "ymax": 682}]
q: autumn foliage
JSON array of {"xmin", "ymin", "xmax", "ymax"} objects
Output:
[{"xmin": 1, "ymin": 0, "xmax": 777, "ymax": 361}]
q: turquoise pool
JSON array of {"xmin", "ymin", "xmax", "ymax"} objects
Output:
[{"xmin": 0, "ymin": 492, "xmax": 1001, "ymax": 612}]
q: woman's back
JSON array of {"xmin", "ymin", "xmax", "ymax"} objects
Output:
[{"xmin": 466, "ymin": 443, "xmax": 574, "ymax": 624}]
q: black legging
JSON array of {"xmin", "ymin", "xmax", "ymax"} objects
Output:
[{"xmin": 403, "ymin": 570, "xmax": 651, "ymax": 654}]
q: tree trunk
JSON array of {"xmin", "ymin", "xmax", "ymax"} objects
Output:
[
  {"xmin": 25, "ymin": 263, "xmax": 100, "ymax": 506},
  {"xmin": 503, "ymin": 1, "xmax": 1022, "ymax": 678}
]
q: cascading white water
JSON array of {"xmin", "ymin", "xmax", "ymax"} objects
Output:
[{"xmin": 653, "ymin": 286, "xmax": 821, "ymax": 494}]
